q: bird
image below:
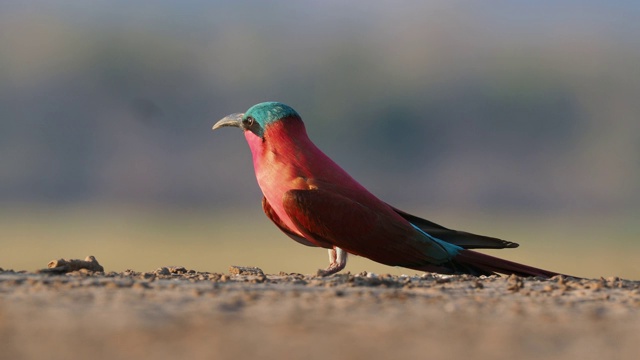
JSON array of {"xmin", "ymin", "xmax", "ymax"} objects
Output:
[{"xmin": 212, "ymin": 101, "xmax": 568, "ymax": 278}]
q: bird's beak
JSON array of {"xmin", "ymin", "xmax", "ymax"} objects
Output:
[{"xmin": 212, "ymin": 113, "xmax": 244, "ymax": 131}]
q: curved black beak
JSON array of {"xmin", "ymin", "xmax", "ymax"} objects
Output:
[{"xmin": 212, "ymin": 113, "xmax": 244, "ymax": 131}]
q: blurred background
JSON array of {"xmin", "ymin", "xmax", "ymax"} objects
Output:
[{"xmin": 1, "ymin": 1, "xmax": 638, "ymax": 278}]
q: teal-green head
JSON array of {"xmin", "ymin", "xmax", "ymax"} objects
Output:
[{"xmin": 212, "ymin": 102, "xmax": 301, "ymax": 137}]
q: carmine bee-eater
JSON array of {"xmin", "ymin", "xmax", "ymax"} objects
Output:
[{"xmin": 212, "ymin": 102, "xmax": 567, "ymax": 277}]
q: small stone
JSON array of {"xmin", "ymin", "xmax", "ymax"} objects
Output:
[
  {"xmin": 229, "ymin": 265, "xmax": 264, "ymax": 276},
  {"xmin": 170, "ymin": 266, "xmax": 187, "ymax": 274},
  {"xmin": 552, "ymin": 275, "xmax": 566, "ymax": 285},
  {"xmin": 471, "ymin": 280, "xmax": 484, "ymax": 289},
  {"xmin": 155, "ymin": 267, "xmax": 171, "ymax": 276},
  {"xmin": 140, "ymin": 273, "xmax": 156, "ymax": 280},
  {"xmin": 506, "ymin": 274, "xmax": 524, "ymax": 292},
  {"xmin": 250, "ymin": 274, "xmax": 267, "ymax": 283},
  {"xmin": 209, "ymin": 273, "xmax": 223, "ymax": 281},
  {"xmin": 123, "ymin": 269, "xmax": 139, "ymax": 277}
]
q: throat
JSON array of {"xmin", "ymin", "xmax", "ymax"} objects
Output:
[{"xmin": 244, "ymin": 120, "xmax": 310, "ymax": 176}]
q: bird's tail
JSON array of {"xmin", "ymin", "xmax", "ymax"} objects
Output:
[
  {"xmin": 451, "ymin": 249, "xmax": 567, "ymax": 278},
  {"xmin": 414, "ymin": 249, "xmax": 570, "ymax": 278}
]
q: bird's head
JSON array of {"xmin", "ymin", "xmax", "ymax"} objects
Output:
[{"xmin": 212, "ymin": 102, "xmax": 301, "ymax": 138}]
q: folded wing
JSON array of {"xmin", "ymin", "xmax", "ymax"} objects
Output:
[{"xmin": 282, "ymin": 189, "xmax": 456, "ymax": 268}]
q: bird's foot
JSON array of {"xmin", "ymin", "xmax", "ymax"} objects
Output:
[
  {"xmin": 316, "ymin": 247, "xmax": 348, "ymax": 277},
  {"xmin": 316, "ymin": 263, "xmax": 346, "ymax": 277}
]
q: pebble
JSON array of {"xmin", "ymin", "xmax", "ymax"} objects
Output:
[{"xmin": 155, "ymin": 267, "xmax": 171, "ymax": 276}]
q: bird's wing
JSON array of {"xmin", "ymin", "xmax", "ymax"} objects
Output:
[
  {"xmin": 282, "ymin": 189, "xmax": 455, "ymax": 267},
  {"xmin": 262, "ymin": 196, "xmax": 327, "ymax": 248},
  {"xmin": 389, "ymin": 205, "xmax": 519, "ymax": 249}
]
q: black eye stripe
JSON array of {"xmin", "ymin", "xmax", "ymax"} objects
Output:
[{"xmin": 243, "ymin": 116, "xmax": 255, "ymax": 126}]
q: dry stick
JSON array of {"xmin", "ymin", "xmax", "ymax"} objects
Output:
[{"xmin": 38, "ymin": 256, "xmax": 104, "ymax": 274}]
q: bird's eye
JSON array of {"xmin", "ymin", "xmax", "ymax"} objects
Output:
[{"xmin": 243, "ymin": 116, "xmax": 255, "ymax": 127}]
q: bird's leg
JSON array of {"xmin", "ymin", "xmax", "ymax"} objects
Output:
[{"xmin": 316, "ymin": 247, "xmax": 348, "ymax": 276}]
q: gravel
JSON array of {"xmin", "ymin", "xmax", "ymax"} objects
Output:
[{"xmin": 1, "ymin": 267, "xmax": 638, "ymax": 360}]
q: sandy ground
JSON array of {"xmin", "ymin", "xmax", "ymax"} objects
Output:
[{"xmin": 1, "ymin": 265, "xmax": 638, "ymax": 360}]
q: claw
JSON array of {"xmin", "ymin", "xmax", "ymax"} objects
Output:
[{"xmin": 316, "ymin": 247, "xmax": 348, "ymax": 276}]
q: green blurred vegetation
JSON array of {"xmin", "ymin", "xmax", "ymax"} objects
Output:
[
  {"xmin": 1, "ymin": 2, "xmax": 638, "ymax": 210},
  {"xmin": 0, "ymin": 2, "xmax": 638, "ymax": 277}
]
